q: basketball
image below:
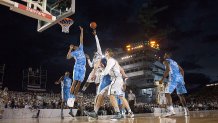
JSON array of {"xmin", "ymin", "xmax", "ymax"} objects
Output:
[{"xmin": 90, "ymin": 22, "xmax": 97, "ymax": 29}]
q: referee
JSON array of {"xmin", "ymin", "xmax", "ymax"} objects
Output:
[{"xmin": 128, "ymin": 90, "xmax": 136, "ymax": 112}]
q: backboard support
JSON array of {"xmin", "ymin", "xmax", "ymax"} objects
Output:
[{"xmin": 37, "ymin": 0, "xmax": 75, "ymax": 32}]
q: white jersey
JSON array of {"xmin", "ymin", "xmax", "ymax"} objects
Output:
[
  {"xmin": 86, "ymin": 34, "xmax": 103, "ymax": 84},
  {"xmin": 101, "ymin": 57, "xmax": 122, "ymax": 78},
  {"xmin": 101, "ymin": 57, "xmax": 124, "ymax": 96},
  {"xmin": 157, "ymin": 84, "xmax": 166, "ymax": 105},
  {"xmin": 87, "ymin": 35, "xmax": 103, "ymax": 68}
]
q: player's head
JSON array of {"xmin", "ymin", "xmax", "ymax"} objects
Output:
[
  {"xmin": 101, "ymin": 58, "xmax": 107, "ymax": 67},
  {"xmin": 105, "ymin": 48, "xmax": 114, "ymax": 57},
  {"xmin": 70, "ymin": 44, "xmax": 78, "ymax": 50},
  {"xmin": 164, "ymin": 52, "xmax": 172, "ymax": 59},
  {"xmin": 130, "ymin": 90, "xmax": 133, "ymax": 93},
  {"xmin": 65, "ymin": 71, "xmax": 70, "ymax": 77}
]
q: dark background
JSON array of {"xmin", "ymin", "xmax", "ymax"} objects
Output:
[{"xmin": 0, "ymin": 0, "xmax": 218, "ymax": 92}]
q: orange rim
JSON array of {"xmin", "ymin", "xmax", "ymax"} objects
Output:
[{"xmin": 64, "ymin": 18, "xmax": 72, "ymax": 21}]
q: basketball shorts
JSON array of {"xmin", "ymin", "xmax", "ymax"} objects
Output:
[
  {"xmin": 97, "ymin": 75, "xmax": 111, "ymax": 95},
  {"xmin": 86, "ymin": 68, "xmax": 102, "ymax": 84},
  {"xmin": 73, "ymin": 65, "xmax": 86, "ymax": 82},
  {"xmin": 158, "ymin": 93, "xmax": 167, "ymax": 105},
  {"xmin": 63, "ymin": 88, "xmax": 75, "ymax": 101},
  {"xmin": 117, "ymin": 92, "xmax": 125, "ymax": 105},
  {"xmin": 165, "ymin": 75, "xmax": 187, "ymax": 94},
  {"xmin": 108, "ymin": 76, "xmax": 124, "ymax": 96}
]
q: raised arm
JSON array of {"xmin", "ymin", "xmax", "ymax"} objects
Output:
[
  {"xmin": 93, "ymin": 30, "xmax": 103, "ymax": 56},
  {"xmin": 159, "ymin": 60, "xmax": 170, "ymax": 84},
  {"xmin": 55, "ymin": 76, "xmax": 64, "ymax": 85},
  {"xmin": 86, "ymin": 54, "xmax": 93, "ymax": 68},
  {"xmin": 67, "ymin": 45, "xmax": 74, "ymax": 59},
  {"xmin": 79, "ymin": 26, "xmax": 83, "ymax": 45}
]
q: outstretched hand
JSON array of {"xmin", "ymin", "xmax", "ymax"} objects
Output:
[
  {"xmin": 79, "ymin": 26, "xmax": 83, "ymax": 31},
  {"xmin": 92, "ymin": 30, "xmax": 96, "ymax": 35},
  {"xmin": 70, "ymin": 44, "xmax": 74, "ymax": 50},
  {"xmin": 159, "ymin": 79, "xmax": 163, "ymax": 85},
  {"xmin": 54, "ymin": 81, "xmax": 59, "ymax": 85}
]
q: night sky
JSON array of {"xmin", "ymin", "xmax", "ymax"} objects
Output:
[{"xmin": 0, "ymin": 0, "xmax": 218, "ymax": 91}]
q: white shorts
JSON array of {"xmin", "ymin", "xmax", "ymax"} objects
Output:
[
  {"xmin": 158, "ymin": 93, "xmax": 167, "ymax": 105},
  {"xmin": 108, "ymin": 76, "xmax": 124, "ymax": 96},
  {"xmin": 86, "ymin": 69, "xmax": 102, "ymax": 84}
]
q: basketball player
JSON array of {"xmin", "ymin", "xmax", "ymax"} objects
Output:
[
  {"xmin": 84, "ymin": 58, "xmax": 133, "ymax": 119},
  {"xmin": 67, "ymin": 26, "xmax": 86, "ymax": 95},
  {"xmin": 117, "ymin": 79, "xmax": 127, "ymax": 116},
  {"xmin": 159, "ymin": 52, "xmax": 189, "ymax": 117},
  {"xmin": 84, "ymin": 58, "xmax": 110, "ymax": 118},
  {"xmin": 82, "ymin": 30, "xmax": 103, "ymax": 92},
  {"xmin": 55, "ymin": 72, "xmax": 75, "ymax": 118},
  {"xmin": 157, "ymin": 84, "xmax": 167, "ymax": 114},
  {"xmin": 102, "ymin": 48, "xmax": 133, "ymax": 120}
]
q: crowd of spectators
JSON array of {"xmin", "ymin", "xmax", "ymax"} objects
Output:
[{"xmin": 1, "ymin": 86, "xmax": 218, "ymax": 116}]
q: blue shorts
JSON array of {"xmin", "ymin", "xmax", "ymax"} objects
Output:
[
  {"xmin": 97, "ymin": 75, "xmax": 111, "ymax": 95},
  {"xmin": 116, "ymin": 92, "xmax": 125, "ymax": 105},
  {"xmin": 117, "ymin": 97, "xmax": 122, "ymax": 105},
  {"xmin": 63, "ymin": 88, "xmax": 75, "ymax": 101},
  {"xmin": 165, "ymin": 75, "xmax": 187, "ymax": 94},
  {"xmin": 73, "ymin": 66, "xmax": 86, "ymax": 82}
]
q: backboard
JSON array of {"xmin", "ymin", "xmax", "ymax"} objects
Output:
[{"xmin": 37, "ymin": 0, "xmax": 75, "ymax": 32}]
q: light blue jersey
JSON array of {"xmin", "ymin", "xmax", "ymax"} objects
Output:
[
  {"xmin": 70, "ymin": 44, "xmax": 86, "ymax": 67},
  {"xmin": 63, "ymin": 77, "xmax": 75, "ymax": 101},
  {"xmin": 165, "ymin": 59, "xmax": 187, "ymax": 94},
  {"xmin": 70, "ymin": 44, "xmax": 86, "ymax": 82},
  {"xmin": 166, "ymin": 59, "xmax": 183, "ymax": 83}
]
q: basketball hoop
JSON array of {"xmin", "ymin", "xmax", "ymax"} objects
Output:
[{"xmin": 58, "ymin": 18, "xmax": 74, "ymax": 33}]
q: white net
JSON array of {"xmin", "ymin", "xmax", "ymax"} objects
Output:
[{"xmin": 59, "ymin": 18, "xmax": 74, "ymax": 33}]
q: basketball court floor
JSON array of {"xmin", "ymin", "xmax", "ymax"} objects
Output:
[{"xmin": 0, "ymin": 110, "xmax": 218, "ymax": 123}]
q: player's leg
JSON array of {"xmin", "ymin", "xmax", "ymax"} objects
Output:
[
  {"xmin": 82, "ymin": 69, "xmax": 95, "ymax": 91},
  {"xmin": 68, "ymin": 92, "xmax": 75, "ymax": 117},
  {"xmin": 165, "ymin": 93, "xmax": 173, "ymax": 106},
  {"xmin": 84, "ymin": 80, "xmax": 109, "ymax": 119},
  {"xmin": 177, "ymin": 94, "xmax": 189, "ymax": 116},
  {"xmin": 74, "ymin": 82, "xmax": 81, "ymax": 95},
  {"xmin": 164, "ymin": 82, "xmax": 176, "ymax": 117},
  {"xmin": 176, "ymin": 81, "xmax": 189, "ymax": 116},
  {"xmin": 117, "ymin": 96, "xmax": 123, "ymax": 114},
  {"xmin": 108, "ymin": 78, "xmax": 125, "ymax": 120},
  {"xmin": 109, "ymin": 95, "xmax": 120, "ymax": 113},
  {"xmin": 94, "ymin": 83, "xmax": 105, "ymax": 114},
  {"xmin": 61, "ymin": 101, "xmax": 64, "ymax": 119},
  {"xmin": 82, "ymin": 82, "xmax": 90, "ymax": 91},
  {"xmin": 70, "ymin": 80, "xmax": 77, "ymax": 93},
  {"xmin": 75, "ymin": 67, "xmax": 86, "ymax": 95},
  {"xmin": 119, "ymin": 96, "xmax": 134, "ymax": 118}
]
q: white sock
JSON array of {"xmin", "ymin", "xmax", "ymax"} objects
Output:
[
  {"xmin": 169, "ymin": 106, "xmax": 174, "ymax": 112},
  {"xmin": 94, "ymin": 106, "xmax": 99, "ymax": 114},
  {"xmin": 114, "ymin": 107, "xmax": 120, "ymax": 113},
  {"xmin": 128, "ymin": 109, "xmax": 132, "ymax": 113}
]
